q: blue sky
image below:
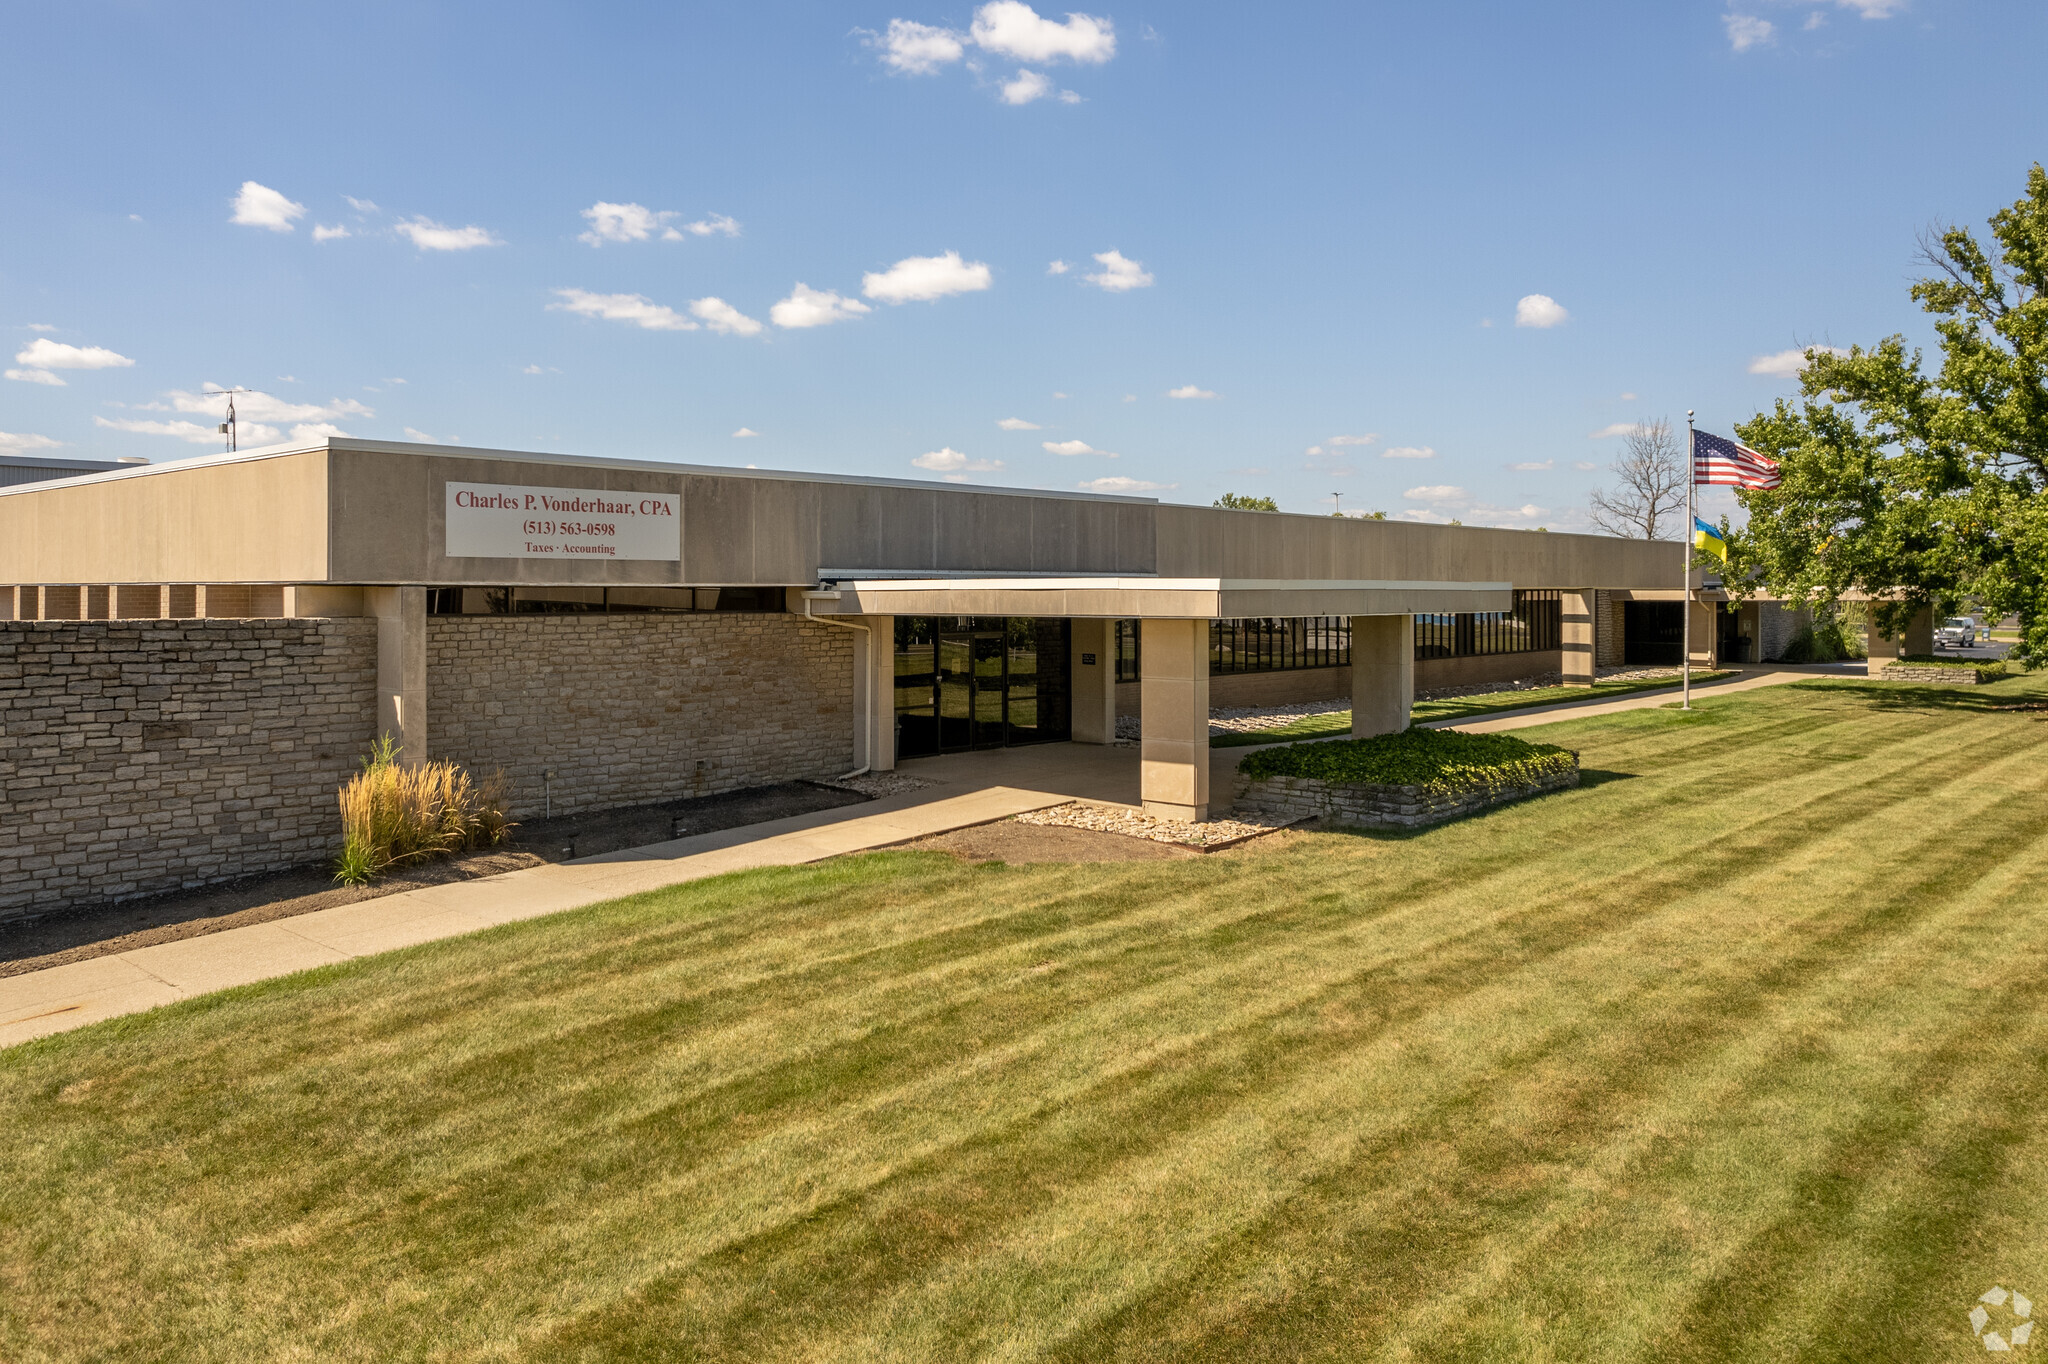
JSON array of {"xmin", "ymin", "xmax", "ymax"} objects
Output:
[{"xmin": 3, "ymin": 0, "xmax": 2044, "ymax": 530}]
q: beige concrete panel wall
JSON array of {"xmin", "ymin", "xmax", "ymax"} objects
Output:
[
  {"xmin": 426, "ymin": 614, "xmax": 854, "ymax": 818},
  {"xmin": 0, "ymin": 619, "xmax": 379, "ymax": 920},
  {"xmin": 1156, "ymin": 506, "xmax": 1678, "ymax": 591},
  {"xmin": 367, "ymin": 586, "xmax": 428, "ymax": 762},
  {"xmin": 326, "ymin": 447, "xmax": 695, "ymax": 587},
  {"xmin": 0, "ymin": 450, "xmax": 329, "ymax": 584},
  {"xmin": 1561, "ymin": 590, "xmax": 1596, "ymax": 685},
  {"xmin": 1070, "ymin": 618, "xmax": 1115, "ymax": 743},
  {"xmin": 862, "ymin": 614, "xmax": 896, "ymax": 771},
  {"xmin": 680, "ymin": 472, "xmax": 822, "ymax": 585},
  {"xmin": 1139, "ymin": 618, "xmax": 1210, "ymax": 821},
  {"xmin": 1350, "ymin": 615, "xmax": 1414, "ymax": 738}
]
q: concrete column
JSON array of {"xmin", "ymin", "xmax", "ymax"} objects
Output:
[
  {"xmin": 367, "ymin": 586, "xmax": 428, "ymax": 763},
  {"xmin": 1688, "ymin": 598, "xmax": 1718, "ymax": 669},
  {"xmin": 1139, "ymin": 617, "xmax": 1209, "ymax": 822},
  {"xmin": 1349, "ymin": 614, "xmax": 1414, "ymax": 738},
  {"xmin": 865, "ymin": 614, "xmax": 896, "ymax": 771},
  {"xmin": 1560, "ymin": 590, "xmax": 1596, "ymax": 686},
  {"xmin": 1867, "ymin": 605, "xmax": 1933, "ymax": 673},
  {"xmin": 1070, "ymin": 618, "xmax": 1118, "ymax": 744}
]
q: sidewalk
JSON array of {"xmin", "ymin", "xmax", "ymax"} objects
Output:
[
  {"xmin": 1427, "ymin": 665, "xmax": 1853, "ymax": 734},
  {"xmin": 0, "ymin": 781, "xmax": 1072, "ymax": 1050}
]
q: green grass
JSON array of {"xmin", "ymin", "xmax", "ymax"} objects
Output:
[
  {"xmin": 9, "ymin": 673, "xmax": 2048, "ymax": 1361},
  {"xmin": 1209, "ymin": 671, "xmax": 1737, "ymax": 747}
]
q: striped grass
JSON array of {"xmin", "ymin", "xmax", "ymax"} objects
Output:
[{"xmin": 4, "ymin": 675, "xmax": 2047, "ymax": 1361}]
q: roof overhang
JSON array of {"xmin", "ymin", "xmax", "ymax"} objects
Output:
[{"xmin": 810, "ymin": 576, "xmax": 1514, "ymax": 619}]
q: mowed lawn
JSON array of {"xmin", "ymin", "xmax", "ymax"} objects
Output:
[{"xmin": 7, "ymin": 679, "xmax": 2048, "ymax": 1362}]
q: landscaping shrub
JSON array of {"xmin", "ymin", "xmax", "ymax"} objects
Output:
[
  {"xmin": 1781, "ymin": 613, "xmax": 1866, "ymax": 663},
  {"xmin": 335, "ymin": 736, "xmax": 514, "ymax": 885},
  {"xmin": 1238, "ymin": 726, "xmax": 1577, "ymax": 798}
]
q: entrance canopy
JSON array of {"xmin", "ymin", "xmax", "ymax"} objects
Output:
[{"xmin": 813, "ymin": 576, "xmax": 1513, "ymax": 619}]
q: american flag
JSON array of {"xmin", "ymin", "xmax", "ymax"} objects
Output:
[{"xmin": 1693, "ymin": 429, "xmax": 1782, "ymax": 489}]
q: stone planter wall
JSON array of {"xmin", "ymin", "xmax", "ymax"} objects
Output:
[
  {"xmin": 1875, "ymin": 665, "xmax": 1990, "ymax": 684},
  {"xmin": 1232, "ymin": 760, "xmax": 1579, "ymax": 830}
]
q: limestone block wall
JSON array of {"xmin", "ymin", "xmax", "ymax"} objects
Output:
[
  {"xmin": 427, "ymin": 613, "xmax": 856, "ymax": 818},
  {"xmin": 1757, "ymin": 602, "xmax": 1815, "ymax": 661},
  {"xmin": 0, "ymin": 619, "xmax": 379, "ymax": 921}
]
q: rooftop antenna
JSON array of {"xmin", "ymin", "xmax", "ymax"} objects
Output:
[
  {"xmin": 1331, "ymin": 491, "xmax": 1343, "ymax": 517},
  {"xmin": 212, "ymin": 387, "xmax": 257, "ymax": 452}
]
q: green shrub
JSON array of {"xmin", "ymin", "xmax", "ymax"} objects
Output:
[
  {"xmin": 1781, "ymin": 614, "xmax": 1865, "ymax": 663},
  {"xmin": 335, "ymin": 736, "xmax": 515, "ymax": 885},
  {"xmin": 1238, "ymin": 727, "xmax": 1577, "ymax": 798}
]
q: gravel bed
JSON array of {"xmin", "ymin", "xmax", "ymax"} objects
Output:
[
  {"xmin": 828, "ymin": 771, "xmax": 933, "ymax": 797},
  {"xmin": 1014, "ymin": 802, "xmax": 1292, "ymax": 848}
]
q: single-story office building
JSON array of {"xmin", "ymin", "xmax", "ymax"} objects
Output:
[{"xmin": 2, "ymin": 438, "xmax": 1707, "ymax": 914}]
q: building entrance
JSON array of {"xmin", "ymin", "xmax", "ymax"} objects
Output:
[{"xmin": 896, "ymin": 617, "xmax": 1071, "ymax": 758}]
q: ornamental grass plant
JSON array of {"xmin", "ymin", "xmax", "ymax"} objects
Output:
[
  {"xmin": 1238, "ymin": 725, "xmax": 1576, "ymax": 797},
  {"xmin": 334, "ymin": 736, "xmax": 514, "ymax": 885}
]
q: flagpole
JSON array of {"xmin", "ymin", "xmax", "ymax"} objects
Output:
[{"xmin": 1682, "ymin": 410, "xmax": 1695, "ymax": 710}]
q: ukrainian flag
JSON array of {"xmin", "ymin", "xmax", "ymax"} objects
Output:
[{"xmin": 1693, "ymin": 516, "xmax": 1728, "ymax": 562}]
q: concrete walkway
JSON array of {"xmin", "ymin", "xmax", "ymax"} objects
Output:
[
  {"xmin": 1, "ymin": 663, "xmax": 1861, "ymax": 1051},
  {"xmin": 1429, "ymin": 664, "xmax": 1858, "ymax": 734}
]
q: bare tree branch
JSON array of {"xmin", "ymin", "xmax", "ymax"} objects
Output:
[{"xmin": 1587, "ymin": 417, "xmax": 1687, "ymax": 539}]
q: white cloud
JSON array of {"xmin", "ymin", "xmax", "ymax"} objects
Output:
[
  {"xmin": 1620, "ymin": 391, "xmax": 1637, "ymax": 400},
  {"xmin": 579, "ymin": 201, "xmax": 668, "ymax": 245},
  {"xmin": 15, "ymin": 338, "xmax": 134, "ymax": 371},
  {"xmin": 1405, "ymin": 485, "xmax": 1470, "ymax": 505},
  {"xmin": 970, "ymin": 1, "xmax": 1116, "ymax": 63},
  {"xmin": 690, "ymin": 297, "xmax": 764, "ymax": 337},
  {"xmin": 1051, "ymin": 390, "xmax": 1069, "ymax": 399},
  {"xmin": 550, "ymin": 288, "xmax": 697, "ymax": 330},
  {"xmin": 1084, "ymin": 249, "xmax": 1153, "ymax": 292},
  {"xmin": 231, "ymin": 181, "xmax": 304, "ymax": 232},
  {"xmin": 1078, "ymin": 476, "xmax": 1171, "ymax": 494},
  {"xmin": 1381, "ymin": 445, "xmax": 1437, "ymax": 460},
  {"xmin": 1304, "ymin": 446, "xmax": 1323, "ymax": 456},
  {"xmin": 1398, "ymin": 508, "xmax": 1454, "ymax": 524},
  {"xmin": 312, "ymin": 224, "xmax": 350, "ymax": 242},
  {"xmin": 169, "ymin": 387, "xmax": 371, "ymax": 425},
  {"xmin": 1043, "ymin": 438, "xmax": 1115, "ymax": 457},
  {"xmin": 0, "ymin": 429, "xmax": 62, "ymax": 454},
  {"xmin": 96, "ymin": 417, "xmax": 218, "ymax": 443},
  {"xmin": 1514, "ymin": 294, "xmax": 1568, "ymax": 328},
  {"xmin": 344, "ymin": 196, "xmax": 380, "ymax": 213},
  {"xmin": 1046, "ymin": 259, "xmax": 1070, "ymax": 275},
  {"xmin": 1575, "ymin": 460, "xmax": 1599, "ymax": 471},
  {"xmin": 1122, "ymin": 393, "xmax": 1136, "ymax": 403},
  {"xmin": 289, "ymin": 422, "xmax": 349, "ymax": 442},
  {"xmin": 523, "ymin": 364, "xmax": 545, "ymax": 375},
  {"xmin": 1510, "ymin": 460, "xmax": 1555, "ymax": 472},
  {"xmin": 6, "ymin": 367, "xmax": 67, "ymax": 385},
  {"xmin": 1058, "ymin": 89, "xmax": 1083, "ymax": 104},
  {"xmin": 874, "ymin": 18, "xmax": 965, "ymax": 74},
  {"xmin": 733, "ymin": 427, "xmax": 759, "ymax": 438},
  {"xmin": 1835, "ymin": 0, "xmax": 1902, "ymax": 17},
  {"xmin": 678, "ymin": 213, "xmax": 740, "ymax": 238},
  {"xmin": 396, "ymin": 217, "xmax": 503, "ymax": 251},
  {"xmin": 912, "ymin": 447, "xmax": 1004, "ymax": 473},
  {"xmin": 1804, "ymin": 10, "xmax": 1827, "ymax": 28},
  {"xmin": 1166, "ymin": 384, "xmax": 1217, "ymax": 400},
  {"xmin": 25, "ymin": 322, "xmax": 56, "ymax": 332},
  {"xmin": 1001, "ymin": 69, "xmax": 1053, "ymax": 104},
  {"xmin": 997, "ymin": 417, "xmax": 1041, "ymax": 430},
  {"xmin": 1749, "ymin": 345, "xmax": 1850, "ymax": 377},
  {"xmin": 1588, "ymin": 422, "xmax": 1648, "ymax": 438},
  {"xmin": 404, "ymin": 427, "xmax": 437, "ymax": 442},
  {"xmin": 1723, "ymin": 13, "xmax": 1775, "ymax": 50},
  {"xmin": 770, "ymin": 283, "xmax": 871, "ymax": 329},
  {"xmin": 1328, "ymin": 433, "xmax": 1378, "ymax": 447},
  {"xmin": 862, "ymin": 251, "xmax": 993, "ymax": 303}
]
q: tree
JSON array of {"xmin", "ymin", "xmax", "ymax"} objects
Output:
[
  {"xmin": 1728, "ymin": 164, "xmax": 2048, "ymax": 664},
  {"xmin": 1213, "ymin": 492, "xmax": 1279, "ymax": 511},
  {"xmin": 1587, "ymin": 418, "xmax": 1686, "ymax": 539}
]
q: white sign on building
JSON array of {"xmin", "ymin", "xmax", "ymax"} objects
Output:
[{"xmin": 444, "ymin": 482, "xmax": 681, "ymax": 561}]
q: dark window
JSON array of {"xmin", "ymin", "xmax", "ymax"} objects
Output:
[
  {"xmin": 894, "ymin": 617, "xmax": 1073, "ymax": 758},
  {"xmin": 1413, "ymin": 591, "xmax": 1561, "ymax": 659},
  {"xmin": 422, "ymin": 586, "xmax": 786, "ymax": 614},
  {"xmin": 1114, "ymin": 618, "xmax": 1141, "ymax": 683},
  {"xmin": 1623, "ymin": 601, "xmax": 1684, "ymax": 666},
  {"xmin": 1208, "ymin": 616, "xmax": 1352, "ymax": 674}
]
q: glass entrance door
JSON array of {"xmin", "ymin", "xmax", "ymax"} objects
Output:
[{"xmin": 894, "ymin": 616, "xmax": 1072, "ymax": 758}]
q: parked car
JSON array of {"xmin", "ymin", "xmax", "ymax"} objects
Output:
[{"xmin": 1934, "ymin": 617, "xmax": 1977, "ymax": 649}]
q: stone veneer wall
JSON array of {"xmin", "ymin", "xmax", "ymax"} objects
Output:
[
  {"xmin": 1595, "ymin": 591, "xmax": 1625, "ymax": 668},
  {"xmin": 1757, "ymin": 602, "xmax": 1816, "ymax": 661},
  {"xmin": 1232, "ymin": 763, "xmax": 1580, "ymax": 830},
  {"xmin": 427, "ymin": 613, "xmax": 856, "ymax": 818},
  {"xmin": 0, "ymin": 619, "xmax": 379, "ymax": 921}
]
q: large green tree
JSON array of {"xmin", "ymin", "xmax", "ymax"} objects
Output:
[{"xmin": 1728, "ymin": 164, "xmax": 2048, "ymax": 664}]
